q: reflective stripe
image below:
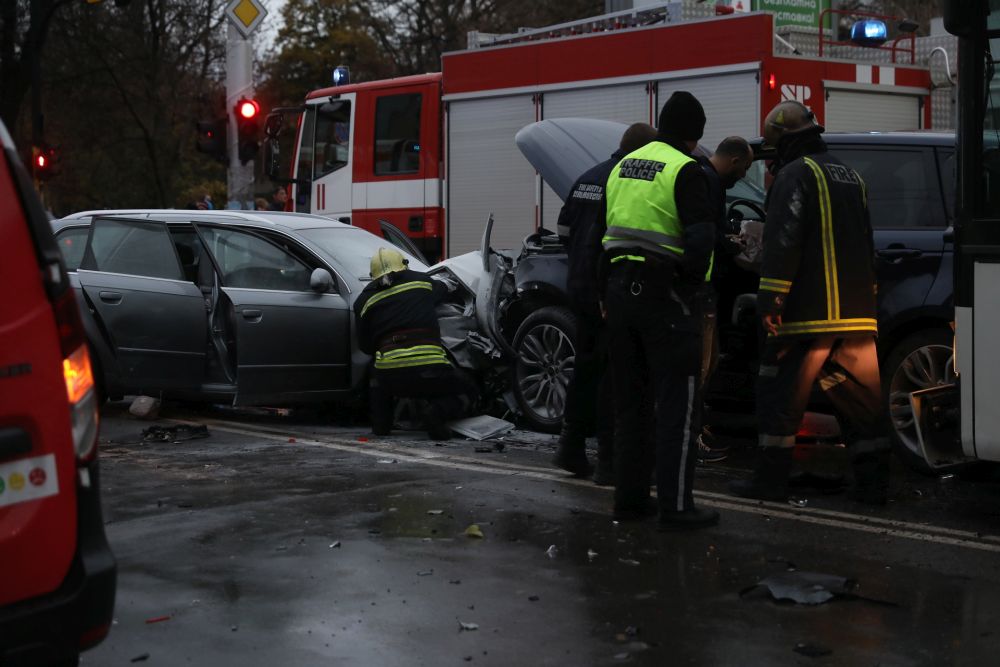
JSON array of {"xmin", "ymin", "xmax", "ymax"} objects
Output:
[
  {"xmin": 771, "ymin": 318, "xmax": 878, "ymax": 336},
  {"xmin": 677, "ymin": 375, "xmax": 695, "ymax": 512},
  {"xmin": 375, "ymin": 343, "xmax": 449, "ymax": 370},
  {"xmin": 610, "ymin": 254, "xmax": 646, "ymax": 264},
  {"xmin": 759, "ymin": 277, "xmax": 792, "ymax": 294},
  {"xmin": 818, "ymin": 370, "xmax": 848, "ymax": 391},
  {"xmin": 360, "ymin": 281, "xmax": 433, "ymax": 319},
  {"xmin": 605, "ymin": 225, "xmax": 684, "ymax": 250},
  {"xmin": 803, "ymin": 158, "xmax": 840, "ymax": 320},
  {"xmin": 602, "ymin": 237, "xmax": 682, "ymax": 259}
]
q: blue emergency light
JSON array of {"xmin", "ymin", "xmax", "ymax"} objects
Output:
[
  {"xmin": 332, "ymin": 66, "xmax": 350, "ymax": 86},
  {"xmin": 850, "ymin": 20, "xmax": 888, "ymax": 46}
]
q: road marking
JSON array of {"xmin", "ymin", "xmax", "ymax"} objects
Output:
[{"xmin": 174, "ymin": 418, "xmax": 1000, "ymax": 554}]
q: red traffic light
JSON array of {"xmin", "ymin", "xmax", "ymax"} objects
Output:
[
  {"xmin": 237, "ymin": 99, "xmax": 260, "ymax": 120},
  {"xmin": 36, "ymin": 154, "xmax": 48, "ymax": 169}
]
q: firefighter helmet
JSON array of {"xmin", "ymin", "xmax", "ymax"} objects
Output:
[
  {"xmin": 370, "ymin": 247, "xmax": 408, "ymax": 280},
  {"xmin": 762, "ymin": 101, "xmax": 823, "ymax": 150}
]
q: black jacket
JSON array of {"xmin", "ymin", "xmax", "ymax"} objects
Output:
[
  {"xmin": 758, "ymin": 137, "xmax": 877, "ymax": 338},
  {"xmin": 353, "ymin": 269, "xmax": 448, "ymax": 355},
  {"xmin": 556, "ymin": 149, "xmax": 625, "ymax": 318}
]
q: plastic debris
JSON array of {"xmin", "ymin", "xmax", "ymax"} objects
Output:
[
  {"xmin": 427, "ymin": 509, "xmax": 444, "ymax": 515},
  {"xmin": 358, "ymin": 436, "xmax": 369, "ymax": 442},
  {"xmin": 131, "ymin": 654, "xmax": 151, "ymax": 663},
  {"xmin": 464, "ymin": 524, "xmax": 484, "ymax": 539},
  {"xmin": 141, "ymin": 424, "xmax": 209, "ymax": 443},
  {"xmin": 129, "ymin": 395, "xmax": 161, "ymax": 420},
  {"xmin": 417, "ymin": 570, "xmax": 434, "ymax": 576},
  {"xmin": 329, "ymin": 541, "xmax": 341, "ymax": 549},
  {"xmin": 788, "ymin": 498, "xmax": 809, "ymax": 508},
  {"xmin": 459, "ymin": 622, "xmax": 479, "ymax": 631},
  {"xmin": 145, "ymin": 615, "xmax": 171, "ymax": 624},
  {"xmin": 546, "ymin": 545, "xmax": 559, "ymax": 558},
  {"xmin": 741, "ymin": 572, "xmax": 855, "ymax": 605},
  {"xmin": 618, "ymin": 558, "xmax": 640, "ymax": 567},
  {"xmin": 528, "ymin": 595, "xmax": 539, "ymax": 602},
  {"xmin": 377, "ymin": 459, "xmax": 396, "ymax": 464},
  {"xmin": 587, "ymin": 549, "xmax": 599, "ymax": 561},
  {"xmin": 447, "ymin": 415, "xmax": 516, "ymax": 440},
  {"xmin": 794, "ymin": 643, "xmax": 833, "ymax": 658}
]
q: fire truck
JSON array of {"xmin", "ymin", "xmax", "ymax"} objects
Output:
[{"xmin": 265, "ymin": 3, "xmax": 937, "ymax": 263}]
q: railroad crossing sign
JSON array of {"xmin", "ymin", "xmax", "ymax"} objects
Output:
[{"xmin": 225, "ymin": 0, "xmax": 267, "ymax": 38}]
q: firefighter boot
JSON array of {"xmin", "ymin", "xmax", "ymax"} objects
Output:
[
  {"xmin": 729, "ymin": 446, "xmax": 794, "ymax": 501},
  {"xmin": 849, "ymin": 440, "xmax": 891, "ymax": 506},
  {"xmin": 552, "ymin": 424, "xmax": 593, "ymax": 478}
]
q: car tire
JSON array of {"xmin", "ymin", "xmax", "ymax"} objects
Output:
[
  {"xmin": 883, "ymin": 328, "xmax": 955, "ymax": 474},
  {"xmin": 511, "ymin": 306, "xmax": 578, "ymax": 433}
]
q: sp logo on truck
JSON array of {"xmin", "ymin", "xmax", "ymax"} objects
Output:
[{"xmin": 781, "ymin": 85, "xmax": 812, "ymax": 104}]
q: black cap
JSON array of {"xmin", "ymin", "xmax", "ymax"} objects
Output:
[{"xmin": 657, "ymin": 91, "xmax": 706, "ymax": 142}]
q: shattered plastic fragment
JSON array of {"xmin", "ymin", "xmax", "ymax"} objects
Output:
[
  {"xmin": 741, "ymin": 572, "xmax": 856, "ymax": 605},
  {"xmin": 788, "ymin": 498, "xmax": 808, "ymax": 508},
  {"xmin": 464, "ymin": 524, "xmax": 484, "ymax": 539},
  {"xmin": 427, "ymin": 509, "xmax": 444, "ymax": 515},
  {"xmin": 459, "ymin": 622, "xmax": 479, "ymax": 631},
  {"xmin": 329, "ymin": 541, "xmax": 341, "ymax": 549},
  {"xmin": 130, "ymin": 654, "xmax": 151, "ymax": 663},
  {"xmin": 145, "ymin": 615, "xmax": 171, "ymax": 624},
  {"xmin": 618, "ymin": 558, "xmax": 640, "ymax": 567},
  {"xmin": 587, "ymin": 549, "xmax": 599, "ymax": 561},
  {"xmin": 546, "ymin": 545, "xmax": 559, "ymax": 558},
  {"xmin": 417, "ymin": 570, "xmax": 434, "ymax": 576}
]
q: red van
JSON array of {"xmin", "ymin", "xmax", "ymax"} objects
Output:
[{"xmin": 0, "ymin": 123, "xmax": 115, "ymax": 665}]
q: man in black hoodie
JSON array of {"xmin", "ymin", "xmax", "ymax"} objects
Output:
[
  {"xmin": 552, "ymin": 122, "xmax": 658, "ymax": 485},
  {"xmin": 729, "ymin": 101, "xmax": 889, "ymax": 505}
]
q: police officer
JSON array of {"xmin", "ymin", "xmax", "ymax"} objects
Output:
[
  {"xmin": 730, "ymin": 101, "xmax": 890, "ymax": 505},
  {"xmin": 552, "ymin": 122, "xmax": 658, "ymax": 485},
  {"xmin": 601, "ymin": 91, "xmax": 719, "ymax": 530},
  {"xmin": 354, "ymin": 248, "xmax": 475, "ymax": 440},
  {"xmin": 695, "ymin": 136, "xmax": 754, "ymax": 464}
]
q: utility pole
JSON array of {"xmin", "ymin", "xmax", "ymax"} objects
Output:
[{"xmin": 223, "ymin": 0, "xmax": 267, "ymax": 208}]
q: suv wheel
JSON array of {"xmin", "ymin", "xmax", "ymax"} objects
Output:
[
  {"xmin": 883, "ymin": 328, "xmax": 954, "ymax": 473},
  {"xmin": 511, "ymin": 306, "xmax": 577, "ymax": 433}
]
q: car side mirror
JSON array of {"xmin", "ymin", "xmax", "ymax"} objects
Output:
[{"xmin": 310, "ymin": 268, "xmax": 334, "ymax": 292}]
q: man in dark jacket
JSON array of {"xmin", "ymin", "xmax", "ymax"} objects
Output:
[
  {"xmin": 552, "ymin": 122, "xmax": 658, "ymax": 485},
  {"xmin": 354, "ymin": 247, "xmax": 475, "ymax": 440},
  {"xmin": 730, "ymin": 101, "xmax": 889, "ymax": 504},
  {"xmin": 695, "ymin": 136, "xmax": 754, "ymax": 464},
  {"xmin": 601, "ymin": 91, "xmax": 719, "ymax": 530}
]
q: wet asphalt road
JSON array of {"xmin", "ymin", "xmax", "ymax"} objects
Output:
[{"xmin": 83, "ymin": 402, "xmax": 1000, "ymax": 666}]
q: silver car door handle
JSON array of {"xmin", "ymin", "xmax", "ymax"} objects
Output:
[
  {"xmin": 241, "ymin": 309, "xmax": 263, "ymax": 322},
  {"xmin": 99, "ymin": 291, "xmax": 123, "ymax": 304}
]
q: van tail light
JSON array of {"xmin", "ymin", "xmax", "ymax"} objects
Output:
[{"xmin": 53, "ymin": 288, "xmax": 99, "ymax": 464}]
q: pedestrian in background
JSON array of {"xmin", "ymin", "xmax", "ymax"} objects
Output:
[
  {"xmin": 694, "ymin": 136, "xmax": 754, "ymax": 464},
  {"xmin": 552, "ymin": 122, "xmax": 658, "ymax": 486},
  {"xmin": 255, "ymin": 197, "xmax": 270, "ymax": 211},
  {"xmin": 730, "ymin": 101, "xmax": 890, "ymax": 505},
  {"xmin": 270, "ymin": 187, "xmax": 288, "ymax": 211},
  {"xmin": 601, "ymin": 91, "xmax": 719, "ymax": 530}
]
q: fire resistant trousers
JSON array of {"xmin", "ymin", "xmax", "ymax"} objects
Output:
[
  {"xmin": 369, "ymin": 364, "xmax": 477, "ymax": 438},
  {"xmin": 605, "ymin": 261, "xmax": 703, "ymax": 513},
  {"xmin": 756, "ymin": 335, "xmax": 887, "ymax": 448}
]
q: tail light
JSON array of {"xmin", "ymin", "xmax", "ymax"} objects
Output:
[{"xmin": 53, "ymin": 288, "xmax": 99, "ymax": 464}]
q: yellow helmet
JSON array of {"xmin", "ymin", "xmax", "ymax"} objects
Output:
[
  {"xmin": 370, "ymin": 247, "xmax": 408, "ymax": 280},
  {"xmin": 762, "ymin": 100, "xmax": 823, "ymax": 150}
]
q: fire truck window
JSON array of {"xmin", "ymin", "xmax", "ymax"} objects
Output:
[
  {"xmin": 374, "ymin": 93, "xmax": 422, "ymax": 175},
  {"xmin": 314, "ymin": 102, "xmax": 351, "ymax": 180},
  {"xmin": 832, "ymin": 147, "xmax": 943, "ymax": 229}
]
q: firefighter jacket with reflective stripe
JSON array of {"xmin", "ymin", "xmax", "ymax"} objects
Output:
[
  {"xmin": 556, "ymin": 149, "xmax": 625, "ymax": 319},
  {"xmin": 758, "ymin": 148, "xmax": 877, "ymax": 338},
  {"xmin": 354, "ymin": 269, "xmax": 451, "ymax": 370},
  {"xmin": 601, "ymin": 138, "xmax": 715, "ymax": 286}
]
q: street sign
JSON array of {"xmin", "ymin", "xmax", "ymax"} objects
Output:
[
  {"xmin": 756, "ymin": 0, "xmax": 830, "ymax": 30},
  {"xmin": 225, "ymin": 0, "xmax": 267, "ymax": 38}
]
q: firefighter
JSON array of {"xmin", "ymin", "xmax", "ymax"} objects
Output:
[
  {"xmin": 354, "ymin": 248, "xmax": 475, "ymax": 440},
  {"xmin": 552, "ymin": 122, "xmax": 659, "ymax": 485},
  {"xmin": 601, "ymin": 91, "xmax": 719, "ymax": 530},
  {"xmin": 729, "ymin": 101, "xmax": 890, "ymax": 505},
  {"xmin": 695, "ymin": 136, "xmax": 754, "ymax": 464}
]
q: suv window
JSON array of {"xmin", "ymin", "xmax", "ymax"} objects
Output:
[
  {"xmin": 939, "ymin": 149, "xmax": 956, "ymax": 222},
  {"xmin": 56, "ymin": 226, "xmax": 90, "ymax": 271},
  {"xmin": 374, "ymin": 93, "xmax": 422, "ymax": 175},
  {"xmin": 199, "ymin": 226, "xmax": 312, "ymax": 291},
  {"xmin": 82, "ymin": 218, "xmax": 184, "ymax": 280},
  {"xmin": 832, "ymin": 146, "xmax": 944, "ymax": 228}
]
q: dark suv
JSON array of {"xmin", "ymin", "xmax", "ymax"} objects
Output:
[
  {"xmin": 508, "ymin": 124, "xmax": 954, "ymax": 472},
  {"xmin": 0, "ymin": 123, "xmax": 116, "ymax": 664}
]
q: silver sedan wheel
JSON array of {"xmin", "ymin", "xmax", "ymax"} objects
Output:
[
  {"xmin": 516, "ymin": 323, "xmax": 575, "ymax": 422},
  {"xmin": 888, "ymin": 343, "xmax": 954, "ymax": 457}
]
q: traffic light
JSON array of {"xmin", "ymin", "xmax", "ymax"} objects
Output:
[
  {"xmin": 234, "ymin": 97, "xmax": 260, "ymax": 165},
  {"xmin": 32, "ymin": 144, "xmax": 56, "ymax": 181},
  {"xmin": 195, "ymin": 118, "xmax": 228, "ymax": 164}
]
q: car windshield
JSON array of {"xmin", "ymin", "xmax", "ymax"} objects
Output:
[
  {"xmin": 300, "ymin": 227, "xmax": 428, "ymax": 279},
  {"xmin": 727, "ymin": 177, "xmax": 765, "ymax": 204}
]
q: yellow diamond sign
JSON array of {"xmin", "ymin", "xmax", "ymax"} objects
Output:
[{"xmin": 225, "ymin": 0, "xmax": 267, "ymax": 38}]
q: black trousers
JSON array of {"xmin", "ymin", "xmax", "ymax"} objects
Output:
[
  {"xmin": 369, "ymin": 364, "xmax": 476, "ymax": 437},
  {"xmin": 756, "ymin": 335, "xmax": 887, "ymax": 448},
  {"xmin": 605, "ymin": 262, "xmax": 703, "ymax": 513},
  {"xmin": 560, "ymin": 308, "xmax": 614, "ymax": 465}
]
